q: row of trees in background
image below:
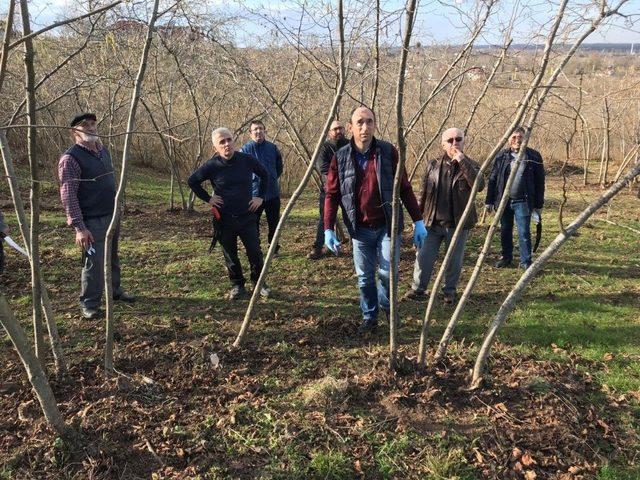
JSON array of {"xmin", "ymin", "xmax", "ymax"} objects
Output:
[
  {"xmin": 0, "ymin": 0, "xmax": 639, "ymax": 205},
  {"xmin": 0, "ymin": 0, "xmax": 639, "ymax": 443}
]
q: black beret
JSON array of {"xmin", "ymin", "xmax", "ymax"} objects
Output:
[{"xmin": 70, "ymin": 113, "xmax": 97, "ymax": 127}]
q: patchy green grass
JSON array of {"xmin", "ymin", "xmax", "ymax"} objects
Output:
[{"xmin": 1, "ymin": 169, "xmax": 639, "ymax": 479}]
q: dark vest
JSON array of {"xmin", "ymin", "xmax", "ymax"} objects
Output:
[
  {"xmin": 335, "ymin": 139, "xmax": 402, "ymax": 236},
  {"xmin": 66, "ymin": 144, "xmax": 116, "ymax": 219}
]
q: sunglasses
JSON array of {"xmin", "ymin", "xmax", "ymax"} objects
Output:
[{"xmin": 446, "ymin": 137, "xmax": 463, "ymax": 144}]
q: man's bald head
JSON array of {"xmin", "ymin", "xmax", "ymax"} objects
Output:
[
  {"xmin": 441, "ymin": 127, "xmax": 465, "ymax": 158},
  {"xmin": 328, "ymin": 120, "xmax": 345, "ymax": 141}
]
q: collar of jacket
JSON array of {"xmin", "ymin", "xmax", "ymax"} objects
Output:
[
  {"xmin": 349, "ymin": 136, "xmax": 378, "ymax": 158},
  {"xmin": 435, "ymin": 152, "xmax": 465, "ymax": 184},
  {"xmin": 214, "ymin": 152, "xmax": 237, "ymax": 165}
]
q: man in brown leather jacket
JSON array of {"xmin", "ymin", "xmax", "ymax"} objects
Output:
[{"xmin": 404, "ymin": 127, "xmax": 484, "ymax": 305}]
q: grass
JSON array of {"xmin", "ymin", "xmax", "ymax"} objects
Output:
[{"xmin": 1, "ymin": 168, "xmax": 639, "ymax": 478}]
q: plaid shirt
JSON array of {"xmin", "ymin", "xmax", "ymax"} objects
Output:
[{"xmin": 58, "ymin": 141, "xmax": 105, "ymax": 233}]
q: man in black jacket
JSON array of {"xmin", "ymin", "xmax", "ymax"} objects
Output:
[
  {"xmin": 485, "ymin": 127, "xmax": 545, "ymax": 269},
  {"xmin": 308, "ymin": 120, "xmax": 348, "ymax": 259},
  {"xmin": 188, "ymin": 127, "xmax": 270, "ymax": 300}
]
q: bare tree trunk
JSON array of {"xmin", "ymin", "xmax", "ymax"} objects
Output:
[
  {"xmin": 0, "ymin": 294, "xmax": 66, "ymax": 436},
  {"xmin": 0, "ymin": 133, "xmax": 67, "ymax": 374},
  {"xmin": 19, "ymin": 0, "xmax": 45, "ymax": 365},
  {"xmin": 388, "ymin": 0, "xmax": 418, "ymax": 370},
  {"xmin": 104, "ymin": 0, "xmax": 160, "ymax": 373},
  {"xmin": 0, "ymin": 0, "xmax": 16, "ymax": 93},
  {"xmin": 472, "ymin": 159, "xmax": 640, "ymax": 387},
  {"xmin": 418, "ymin": 0, "xmax": 571, "ymax": 367},
  {"xmin": 613, "ymin": 144, "xmax": 639, "ymax": 182},
  {"xmin": 234, "ymin": 0, "xmax": 346, "ymax": 347},
  {"xmin": 370, "ymin": 0, "xmax": 380, "ymax": 112},
  {"xmin": 582, "ymin": 117, "xmax": 591, "ymax": 185},
  {"xmin": 599, "ymin": 96, "xmax": 610, "ymax": 187}
]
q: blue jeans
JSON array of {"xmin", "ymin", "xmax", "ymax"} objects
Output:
[
  {"xmin": 411, "ymin": 225, "xmax": 469, "ymax": 295},
  {"xmin": 500, "ymin": 199, "xmax": 532, "ymax": 267},
  {"xmin": 351, "ymin": 227, "xmax": 400, "ymax": 322}
]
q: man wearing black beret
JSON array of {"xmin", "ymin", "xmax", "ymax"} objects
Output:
[{"xmin": 58, "ymin": 113, "xmax": 135, "ymax": 319}]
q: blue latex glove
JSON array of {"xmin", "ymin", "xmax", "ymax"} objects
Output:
[
  {"xmin": 324, "ymin": 229, "xmax": 340, "ymax": 254},
  {"xmin": 413, "ymin": 220, "xmax": 427, "ymax": 249}
]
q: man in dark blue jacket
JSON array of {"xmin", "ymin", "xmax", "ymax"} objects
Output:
[
  {"xmin": 485, "ymin": 127, "xmax": 545, "ymax": 269},
  {"xmin": 189, "ymin": 127, "xmax": 270, "ymax": 300},
  {"xmin": 242, "ymin": 121, "xmax": 283, "ymax": 254}
]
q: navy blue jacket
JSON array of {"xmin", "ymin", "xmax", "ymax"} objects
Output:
[
  {"xmin": 486, "ymin": 147, "xmax": 545, "ymax": 211},
  {"xmin": 242, "ymin": 140, "xmax": 283, "ymax": 201},
  {"xmin": 188, "ymin": 152, "xmax": 267, "ymax": 216}
]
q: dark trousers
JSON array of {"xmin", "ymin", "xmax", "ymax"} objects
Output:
[
  {"xmin": 219, "ymin": 212, "xmax": 264, "ymax": 287},
  {"xmin": 314, "ymin": 189, "xmax": 325, "ymax": 249},
  {"xmin": 81, "ymin": 215, "xmax": 123, "ymax": 309},
  {"xmin": 255, "ymin": 197, "xmax": 281, "ymax": 250}
]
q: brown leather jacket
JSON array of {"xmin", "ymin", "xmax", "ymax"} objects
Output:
[{"xmin": 419, "ymin": 154, "xmax": 484, "ymax": 230}]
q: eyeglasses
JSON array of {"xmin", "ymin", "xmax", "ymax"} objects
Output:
[{"xmin": 446, "ymin": 137, "xmax": 463, "ymax": 144}]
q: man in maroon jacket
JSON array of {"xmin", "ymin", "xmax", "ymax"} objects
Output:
[{"xmin": 323, "ymin": 106, "xmax": 427, "ymax": 333}]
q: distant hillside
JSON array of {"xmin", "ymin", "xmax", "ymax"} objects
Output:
[{"xmin": 475, "ymin": 43, "xmax": 638, "ymax": 53}]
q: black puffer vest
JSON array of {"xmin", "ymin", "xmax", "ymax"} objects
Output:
[
  {"xmin": 65, "ymin": 144, "xmax": 116, "ymax": 219},
  {"xmin": 335, "ymin": 138, "xmax": 402, "ymax": 236}
]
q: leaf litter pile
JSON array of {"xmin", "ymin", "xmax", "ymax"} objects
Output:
[{"xmin": 1, "ymin": 320, "xmax": 637, "ymax": 478}]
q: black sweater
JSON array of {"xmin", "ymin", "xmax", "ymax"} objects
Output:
[{"xmin": 188, "ymin": 152, "xmax": 268, "ymax": 215}]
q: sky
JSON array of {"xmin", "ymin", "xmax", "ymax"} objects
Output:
[{"xmin": 14, "ymin": 0, "xmax": 640, "ymax": 46}]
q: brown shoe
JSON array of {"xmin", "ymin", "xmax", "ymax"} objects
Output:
[
  {"xmin": 403, "ymin": 289, "xmax": 428, "ymax": 301},
  {"xmin": 306, "ymin": 246, "xmax": 326, "ymax": 260}
]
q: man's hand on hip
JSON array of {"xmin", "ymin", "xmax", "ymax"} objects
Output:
[
  {"xmin": 248, "ymin": 197, "xmax": 263, "ymax": 212},
  {"xmin": 75, "ymin": 229, "xmax": 94, "ymax": 250},
  {"xmin": 208, "ymin": 194, "xmax": 224, "ymax": 208}
]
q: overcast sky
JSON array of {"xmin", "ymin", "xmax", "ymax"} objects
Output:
[{"xmin": 15, "ymin": 0, "xmax": 640, "ymax": 45}]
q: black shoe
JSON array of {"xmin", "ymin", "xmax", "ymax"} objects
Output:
[
  {"xmin": 114, "ymin": 291, "xmax": 136, "ymax": 303},
  {"xmin": 81, "ymin": 306, "xmax": 103, "ymax": 319},
  {"xmin": 519, "ymin": 262, "xmax": 532, "ymax": 270},
  {"xmin": 494, "ymin": 258, "xmax": 513, "ymax": 268},
  {"xmin": 443, "ymin": 292, "xmax": 457, "ymax": 306},
  {"xmin": 228, "ymin": 285, "xmax": 247, "ymax": 300},
  {"xmin": 357, "ymin": 319, "xmax": 378, "ymax": 334}
]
